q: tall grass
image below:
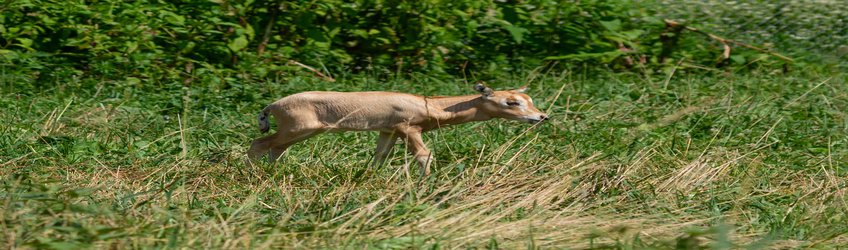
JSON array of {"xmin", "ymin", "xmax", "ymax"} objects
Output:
[{"xmin": 2, "ymin": 68, "xmax": 847, "ymax": 248}]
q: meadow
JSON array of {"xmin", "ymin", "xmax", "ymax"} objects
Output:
[{"xmin": 2, "ymin": 67, "xmax": 846, "ymax": 248}]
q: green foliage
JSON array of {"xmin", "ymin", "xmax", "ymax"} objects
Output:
[
  {"xmin": 659, "ymin": 0, "xmax": 848, "ymax": 67},
  {"xmin": 1, "ymin": 0, "xmax": 845, "ymax": 248},
  {"xmin": 5, "ymin": 0, "xmax": 805, "ymax": 84}
]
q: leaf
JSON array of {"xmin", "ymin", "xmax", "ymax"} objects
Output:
[
  {"xmin": 244, "ymin": 23, "xmax": 255, "ymax": 40},
  {"xmin": 125, "ymin": 77, "xmax": 141, "ymax": 85},
  {"xmin": 227, "ymin": 35, "xmax": 248, "ymax": 51},
  {"xmin": 161, "ymin": 11, "xmax": 185, "ymax": 26},
  {"xmin": 16, "ymin": 38, "xmax": 33, "ymax": 49},
  {"xmin": 180, "ymin": 41, "xmax": 196, "ymax": 54},
  {"xmin": 621, "ymin": 29, "xmax": 645, "ymax": 39},
  {"xmin": 465, "ymin": 20, "xmax": 478, "ymax": 37},
  {"xmin": 0, "ymin": 50, "xmax": 17, "ymax": 59},
  {"xmin": 125, "ymin": 41, "xmax": 138, "ymax": 54},
  {"xmin": 452, "ymin": 9, "xmax": 469, "ymax": 18},
  {"xmin": 352, "ymin": 29, "xmax": 369, "ymax": 38},
  {"xmin": 730, "ymin": 54, "xmax": 746, "ymax": 64},
  {"xmin": 600, "ymin": 19, "xmax": 622, "ymax": 31},
  {"xmin": 504, "ymin": 25, "xmax": 528, "ymax": 44},
  {"xmin": 327, "ymin": 27, "xmax": 341, "ymax": 38}
]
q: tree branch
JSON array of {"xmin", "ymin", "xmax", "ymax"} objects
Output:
[
  {"xmin": 257, "ymin": 4, "xmax": 278, "ymax": 56},
  {"xmin": 664, "ymin": 19, "xmax": 794, "ymax": 62},
  {"xmin": 288, "ymin": 60, "xmax": 335, "ymax": 82}
]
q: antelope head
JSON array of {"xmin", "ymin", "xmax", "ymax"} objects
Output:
[{"xmin": 474, "ymin": 82, "xmax": 549, "ymax": 124}]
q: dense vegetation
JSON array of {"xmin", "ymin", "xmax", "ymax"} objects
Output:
[
  {"xmin": 3, "ymin": 0, "xmax": 818, "ymax": 84},
  {"xmin": 2, "ymin": 0, "xmax": 846, "ymax": 248}
]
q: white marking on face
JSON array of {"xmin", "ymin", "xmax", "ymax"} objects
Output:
[{"xmin": 517, "ymin": 96, "xmax": 531, "ymax": 112}]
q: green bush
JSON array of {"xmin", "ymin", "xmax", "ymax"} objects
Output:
[
  {"xmin": 1, "ymin": 1, "xmax": 659, "ymax": 79},
  {"xmin": 0, "ymin": 0, "xmax": 818, "ymax": 84}
]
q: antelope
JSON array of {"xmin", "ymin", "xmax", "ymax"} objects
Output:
[{"xmin": 247, "ymin": 82, "xmax": 548, "ymax": 176}]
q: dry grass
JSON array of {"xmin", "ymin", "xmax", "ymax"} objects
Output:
[{"xmin": 3, "ymin": 71, "xmax": 847, "ymax": 248}]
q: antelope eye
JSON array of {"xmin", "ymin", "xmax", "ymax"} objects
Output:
[{"xmin": 506, "ymin": 101, "xmax": 521, "ymax": 106}]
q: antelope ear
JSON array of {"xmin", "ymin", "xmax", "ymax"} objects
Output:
[
  {"xmin": 515, "ymin": 85, "xmax": 528, "ymax": 93},
  {"xmin": 474, "ymin": 81, "xmax": 494, "ymax": 97}
]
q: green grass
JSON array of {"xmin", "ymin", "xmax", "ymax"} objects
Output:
[{"xmin": 2, "ymin": 68, "xmax": 847, "ymax": 249}]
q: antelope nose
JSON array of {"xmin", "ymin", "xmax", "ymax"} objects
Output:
[{"xmin": 540, "ymin": 114, "xmax": 549, "ymax": 121}]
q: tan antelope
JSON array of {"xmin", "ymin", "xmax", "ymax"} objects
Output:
[{"xmin": 247, "ymin": 82, "xmax": 548, "ymax": 176}]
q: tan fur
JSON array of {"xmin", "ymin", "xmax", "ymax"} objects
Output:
[{"xmin": 247, "ymin": 83, "xmax": 548, "ymax": 176}]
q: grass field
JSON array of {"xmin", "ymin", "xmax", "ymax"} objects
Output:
[{"xmin": 2, "ymin": 68, "xmax": 847, "ymax": 248}]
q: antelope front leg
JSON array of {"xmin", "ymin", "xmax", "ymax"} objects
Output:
[
  {"xmin": 398, "ymin": 129, "xmax": 432, "ymax": 177},
  {"xmin": 372, "ymin": 131, "xmax": 397, "ymax": 167}
]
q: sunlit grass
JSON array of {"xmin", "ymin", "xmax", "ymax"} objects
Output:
[{"xmin": 2, "ymin": 68, "xmax": 847, "ymax": 248}]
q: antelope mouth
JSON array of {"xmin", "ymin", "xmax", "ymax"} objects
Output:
[{"xmin": 526, "ymin": 117, "xmax": 549, "ymax": 124}]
